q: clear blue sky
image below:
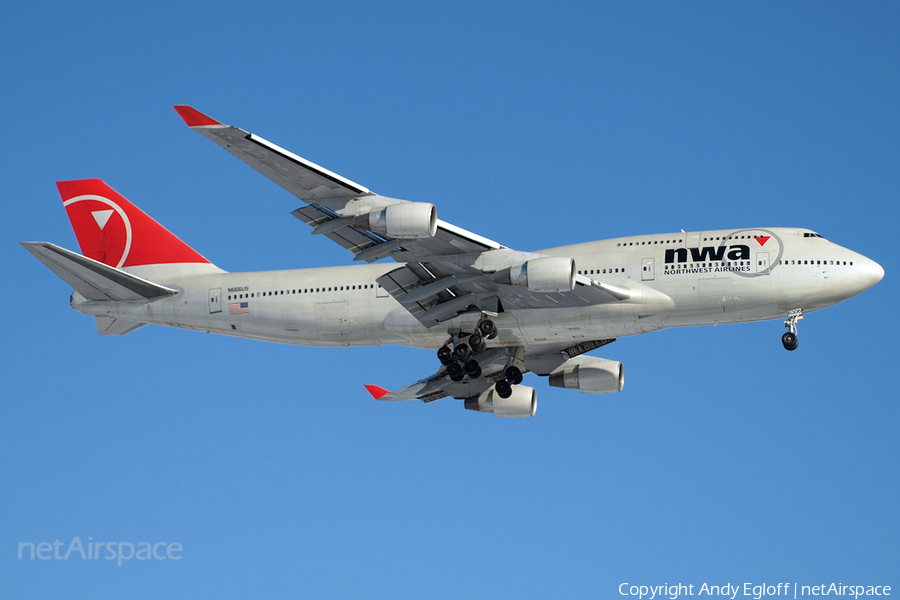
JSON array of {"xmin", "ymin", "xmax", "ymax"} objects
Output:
[{"xmin": 3, "ymin": 1, "xmax": 897, "ymax": 598}]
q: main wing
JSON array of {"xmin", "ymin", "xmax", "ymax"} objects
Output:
[
  {"xmin": 174, "ymin": 106, "xmax": 634, "ymax": 328},
  {"xmin": 173, "ymin": 105, "xmax": 500, "ymax": 261}
]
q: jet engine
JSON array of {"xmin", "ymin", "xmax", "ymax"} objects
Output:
[
  {"xmin": 548, "ymin": 356, "xmax": 624, "ymax": 393},
  {"xmin": 366, "ymin": 202, "xmax": 437, "ymax": 239},
  {"xmin": 495, "ymin": 256, "xmax": 575, "ymax": 292},
  {"xmin": 464, "ymin": 384, "xmax": 537, "ymax": 417}
]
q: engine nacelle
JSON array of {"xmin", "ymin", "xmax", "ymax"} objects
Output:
[
  {"xmin": 497, "ymin": 256, "xmax": 575, "ymax": 292},
  {"xmin": 366, "ymin": 202, "xmax": 437, "ymax": 239},
  {"xmin": 548, "ymin": 356, "xmax": 624, "ymax": 394},
  {"xmin": 464, "ymin": 385, "xmax": 537, "ymax": 417}
]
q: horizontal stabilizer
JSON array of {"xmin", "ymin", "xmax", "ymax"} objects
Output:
[
  {"xmin": 364, "ymin": 385, "xmax": 391, "ymax": 400},
  {"xmin": 95, "ymin": 316, "xmax": 147, "ymax": 336},
  {"xmin": 21, "ymin": 242, "xmax": 179, "ymax": 301}
]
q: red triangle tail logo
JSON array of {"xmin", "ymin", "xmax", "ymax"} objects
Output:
[{"xmin": 756, "ymin": 236, "xmax": 771, "ymax": 246}]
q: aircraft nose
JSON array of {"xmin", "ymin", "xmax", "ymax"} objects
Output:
[
  {"xmin": 869, "ymin": 260, "xmax": 885, "ymax": 285},
  {"xmin": 859, "ymin": 257, "xmax": 884, "ymax": 290}
]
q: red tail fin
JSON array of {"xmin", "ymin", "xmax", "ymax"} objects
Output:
[{"xmin": 58, "ymin": 179, "xmax": 210, "ymax": 269}]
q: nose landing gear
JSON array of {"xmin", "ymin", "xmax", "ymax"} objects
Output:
[{"xmin": 782, "ymin": 308, "xmax": 803, "ymax": 351}]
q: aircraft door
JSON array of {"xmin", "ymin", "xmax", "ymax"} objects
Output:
[
  {"xmin": 757, "ymin": 252, "xmax": 770, "ymax": 275},
  {"xmin": 208, "ymin": 288, "xmax": 222, "ymax": 313},
  {"xmin": 641, "ymin": 258, "xmax": 655, "ymax": 281}
]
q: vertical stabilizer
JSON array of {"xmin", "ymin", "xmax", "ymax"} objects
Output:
[{"xmin": 57, "ymin": 179, "xmax": 220, "ymax": 277}]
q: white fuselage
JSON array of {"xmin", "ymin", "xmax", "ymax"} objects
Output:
[{"xmin": 71, "ymin": 227, "xmax": 883, "ymax": 352}]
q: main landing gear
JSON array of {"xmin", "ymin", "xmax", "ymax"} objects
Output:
[
  {"xmin": 494, "ymin": 366, "xmax": 523, "ymax": 399},
  {"xmin": 437, "ymin": 318, "xmax": 498, "ymax": 381},
  {"xmin": 782, "ymin": 308, "xmax": 803, "ymax": 351}
]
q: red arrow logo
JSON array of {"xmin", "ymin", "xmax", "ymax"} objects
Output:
[{"xmin": 756, "ymin": 236, "xmax": 771, "ymax": 246}]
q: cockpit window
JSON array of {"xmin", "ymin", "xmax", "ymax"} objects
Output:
[{"xmin": 803, "ymin": 232, "xmax": 826, "ymax": 239}]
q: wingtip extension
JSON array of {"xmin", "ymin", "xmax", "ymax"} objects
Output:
[
  {"xmin": 173, "ymin": 105, "xmax": 221, "ymax": 127},
  {"xmin": 364, "ymin": 385, "xmax": 391, "ymax": 400}
]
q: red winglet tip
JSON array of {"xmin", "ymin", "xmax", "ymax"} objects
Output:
[
  {"xmin": 364, "ymin": 385, "xmax": 391, "ymax": 400},
  {"xmin": 173, "ymin": 105, "xmax": 221, "ymax": 127}
]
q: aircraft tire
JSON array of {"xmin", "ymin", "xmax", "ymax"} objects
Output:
[
  {"xmin": 469, "ymin": 333, "xmax": 486, "ymax": 353},
  {"xmin": 505, "ymin": 366, "xmax": 523, "ymax": 385},
  {"xmin": 437, "ymin": 345, "xmax": 454, "ymax": 364},
  {"xmin": 464, "ymin": 360, "xmax": 482, "ymax": 378},
  {"xmin": 447, "ymin": 362, "xmax": 465, "ymax": 381},
  {"xmin": 454, "ymin": 343, "xmax": 472, "ymax": 362},
  {"xmin": 496, "ymin": 380, "xmax": 512, "ymax": 398},
  {"xmin": 782, "ymin": 332, "xmax": 798, "ymax": 351},
  {"xmin": 479, "ymin": 320, "xmax": 498, "ymax": 339}
]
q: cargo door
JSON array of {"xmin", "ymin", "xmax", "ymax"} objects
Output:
[
  {"xmin": 316, "ymin": 301, "xmax": 352, "ymax": 334},
  {"xmin": 699, "ymin": 278, "xmax": 735, "ymax": 312}
]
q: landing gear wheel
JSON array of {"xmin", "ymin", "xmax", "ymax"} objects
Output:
[
  {"xmin": 478, "ymin": 319, "xmax": 498, "ymax": 339},
  {"xmin": 437, "ymin": 345, "xmax": 454, "ymax": 365},
  {"xmin": 468, "ymin": 333, "xmax": 486, "ymax": 353},
  {"xmin": 447, "ymin": 362, "xmax": 464, "ymax": 381},
  {"xmin": 495, "ymin": 380, "xmax": 512, "ymax": 398},
  {"xmin": 504, "ymin": 366, "xmax": 523, "ymax": 385},
  {"xmin": 463, "ymin": 360, "xmax": 482, "ymax": 378},
  {"xmin": 782, "ymin": 332, "xmax": 798, "ymax": 351},
  {"xmin": 453, "ymin": 343, "xmax": 472, "ymax": 362},
  {"xmin": 783, "ymin": 308, "xmax": 803, "ymax": 351}
]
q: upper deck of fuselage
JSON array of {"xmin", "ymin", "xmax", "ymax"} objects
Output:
[{"xmin": 540, "ymin": 227, "xmax": 828, "ymax": 259}]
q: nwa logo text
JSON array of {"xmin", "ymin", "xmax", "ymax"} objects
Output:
[
  {"xmin": 664, "ymin": 244, "xmax": 751, "ymax": 275},
  {"xmin": 665, "ymin": 245, "xmax": 750, "ymax": 264}
]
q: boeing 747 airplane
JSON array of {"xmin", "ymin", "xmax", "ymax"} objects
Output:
[{"xmin": 22, "ymin": 106, "xmax": 884, "ymax": 417}]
